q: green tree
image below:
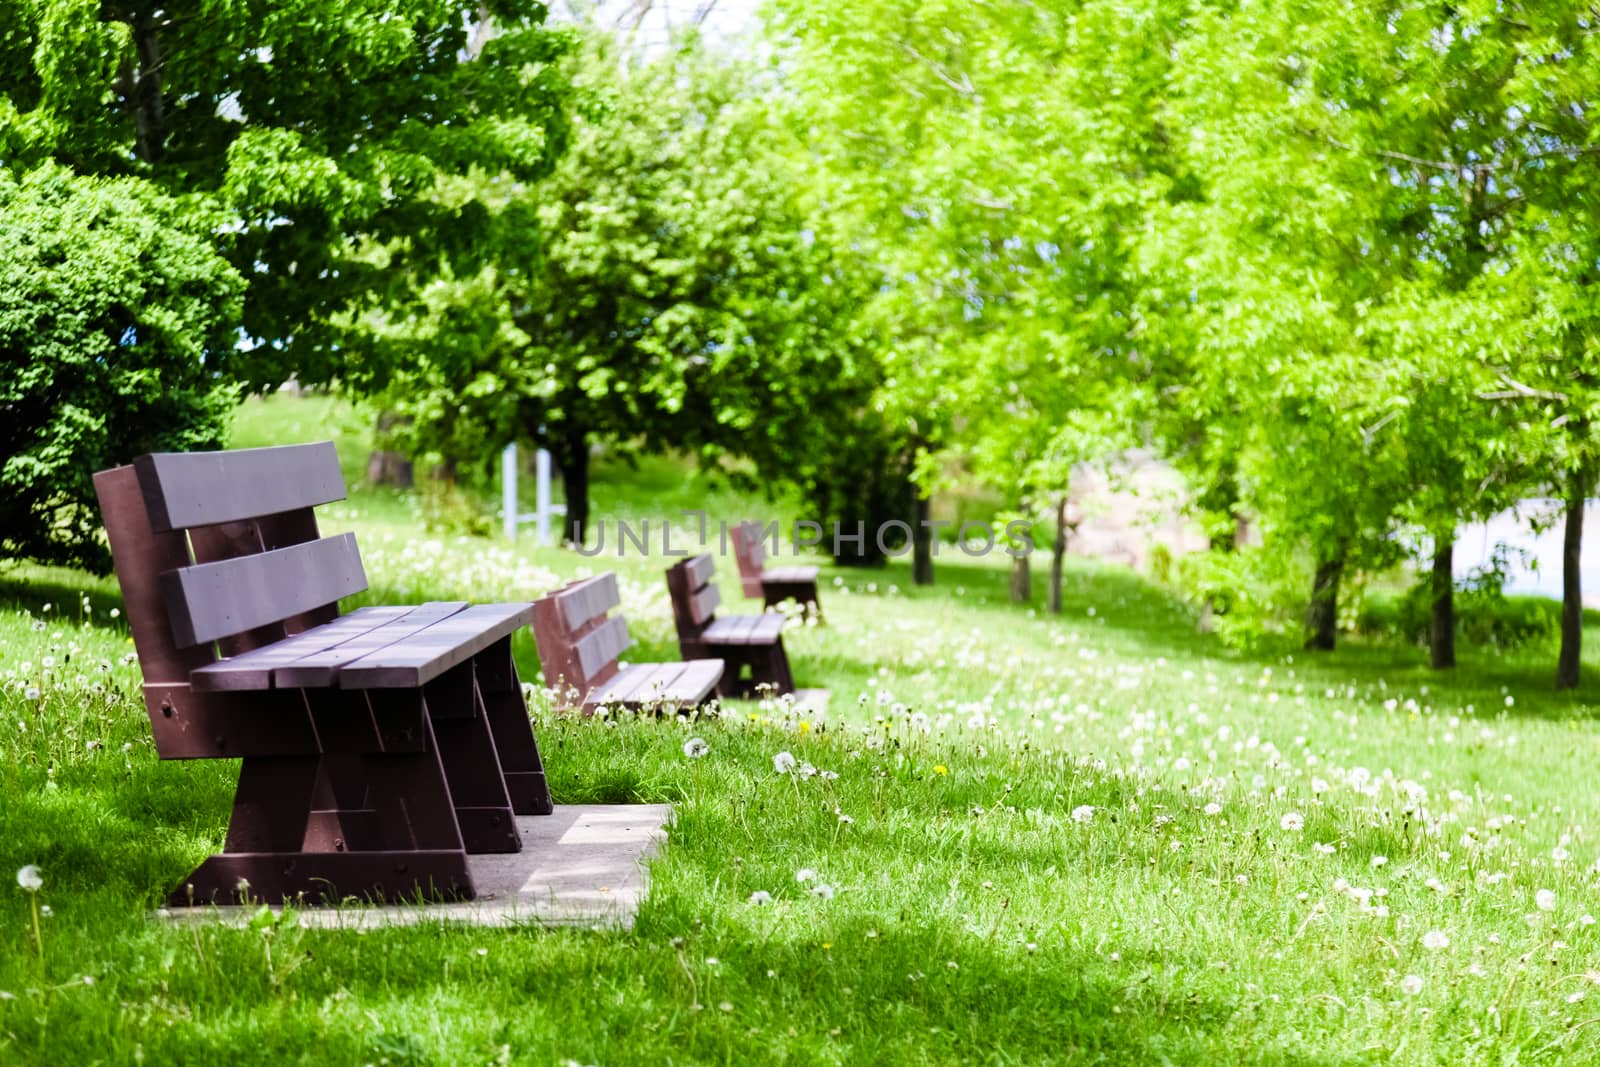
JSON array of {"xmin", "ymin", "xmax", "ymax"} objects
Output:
[
  {"xmin": 770, "ymin": 0, "xmax": 1188, "ymax": 589},
  {"xmin": 0, "ymin": 165, "xmax": 243, "ymax": 569},
  {"xmin": 1, "ymin": 0, "xmax": 574, "ymax": 388},
  {"xmin": 371, "ymin": 33, "xmax": 876, "ymax": 544},
  {"xmin": 1151, "ymin": 0, "xmax": 1545, "ymax": 653}
]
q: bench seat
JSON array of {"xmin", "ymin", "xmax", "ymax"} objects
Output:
[
  {"xmin": 190, "ymin": 603, "xmax": 534, "ymax": 691},
  {"xmin": 762, "ymin": 565, "xmax": 819, "ymax": 584},
  {"xmin": 587, "ymin": 660, "xmax": 724, "ymax": 710},
  {"xmin": 702, "ymin": 615, "xmax": 786, "ymax": 645}
]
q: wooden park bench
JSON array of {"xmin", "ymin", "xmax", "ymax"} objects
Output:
[
  {"xmin": 731, "ymin": 521, "xmax": 823, "ymax": 621},
  {"xmin": 666, "ymin": 555, "xmax": 795, "ymax": 697},
  {"xmin": 532, "ymin": 573, "xmax": 723, "ymax": 713},
  {"xmin": 93, "ymin": 442, "xmax": 553, "ymax": 906}
]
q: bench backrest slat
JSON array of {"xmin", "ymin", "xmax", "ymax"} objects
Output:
[
  {"xmin": 574, "ymin": 615, "xmax": 633, "ymax": 682},
  {"xmin": 691, "ymin": 583, "xmax": 720, "ymax": 626},
  {"xmin": 685, "ymin": 554, "xmax": 716, "ymax": 588},
  {"xmin": 666, "ymin": 554, "xmax": 721, "ymax": 652},
  {"xmin": 161, "ymin": 533, "xmax": 367, "ymax": 648},
  {"xmin": 133, "ymin": 442, "xmax": 346, "ymax": 533},
  {"xmin": 559, "ymin": 572, "xmax": 620, "ymax": 631}
]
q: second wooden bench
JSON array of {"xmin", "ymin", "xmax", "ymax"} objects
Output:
[
  {"xmin": 666, "ymin": 554, "xmax": 795, "ymax": 697},
  {"xmin": 532, "ymin": 573, "xmax": 723, "ymax": 712}
]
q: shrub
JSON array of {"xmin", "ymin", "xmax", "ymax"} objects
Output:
[
  {"xmin": 1357, "ymin": 583, "xmax": 1559, "ymax": 650},
  {"xmin": 0, "ymin": 166, "xmax": 243, "ymax": 570}
]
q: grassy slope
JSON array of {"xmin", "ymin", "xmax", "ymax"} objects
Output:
[{"xmin": 3, "ymin": 395, "xmax": 1600, "ymax": 1064}]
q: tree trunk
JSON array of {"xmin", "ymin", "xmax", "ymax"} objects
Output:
[
  {"xmin": 366, "ymin": 411, "xmax": 414, "ymax": 488},
  {"xmin": 1304, "ymin": 552, "xmax": 1344, "ymax": 651},
  {"xmin": 1010, "ymin": 553, "xmax": 1031, "ymax": 604},
  {"xmin": 1429, "ymin": 533, "xmax": 1456, "ymax": 670},
  {"xmin": 556, "ymin": 425, "xmax": 590, "ymax": 547},
  {"xmin": 912, "ymin": 489, "xmax": 934, "ymax": 585},
  {"xmin": 117, "ymin": 15, "xmax": 167, "ymax": 164},
  {"xmin": 365, "ymin": 449, "xmax": 413, "ymax": 488},
  {"xmin": 1049, "ymin": 494, "xmax": 1068, "ymax": 615},
  {"xmin": 1557, "ymin": 475, "xmax": 1587, "ymax": 691}
]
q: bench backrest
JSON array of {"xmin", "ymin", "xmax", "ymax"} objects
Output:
[
  {"xmin": 730, "ymin": 521, "xmax": 772, "ymax": 598},
  {"xmin": 665, "ymin": 554, "xmax": 720, "ymax": 652},
  {"xmin": 93, "ymin": 442, "xmax": 367, "ymax": 753},
  {"xmin": 530, "ymin": 573, "xmax": 634, "ymax": 705}
]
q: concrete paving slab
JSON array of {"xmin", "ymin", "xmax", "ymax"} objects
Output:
[{"xmin": 155, "ymin": 804, "xmax": 672, "ymax": 930}]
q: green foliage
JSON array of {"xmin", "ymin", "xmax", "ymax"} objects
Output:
[
  {"xmin": 0, "ymin": 0, "xmax": 576, "ymax": 389},
  {"xmin": 1358, "ymin": 587, "xmax": 1559, "ymax": 652},
  {"xmin": 770, "ymin": 0, "xmax": 1180, "ymax": 514},
  {"xmin": 0, "ymin": 165, "xmax": 242, "ymax": 570},
  {"xmin": 370, "ymin": 32, "xmax": 878, "ymax": 541}
]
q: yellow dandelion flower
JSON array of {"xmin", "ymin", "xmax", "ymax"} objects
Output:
[{"xmin": 933, "ymin": 765, "xmax": 948, "ymax": 776}]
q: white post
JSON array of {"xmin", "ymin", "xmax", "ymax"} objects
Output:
[
  {"xmin": 535, "ymin": 447, "xmax": 554, "ymax": 546},
  {"xmin": 501, "ymin": 443, "xmax": 519, "ymax": 541}
]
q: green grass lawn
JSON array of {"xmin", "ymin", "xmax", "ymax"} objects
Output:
[{"xmin": 6, "ymin": 396, "xmax": 1600, "ymax": 1064}]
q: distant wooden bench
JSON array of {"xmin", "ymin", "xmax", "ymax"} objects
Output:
[
  {"xmin": 532, "ymin": 573, "xmax": 723, "ymax": 712},
  {"xmin": 93, "ymin": 442, "xmax": 553, "ymax": 906},
  {"xmin": 666, "ymin": 554, "xmax": 795, "ymax": 697},
  {"xmin": 731, "ymin": 521, "xmax": 823, "ymax": 621}
]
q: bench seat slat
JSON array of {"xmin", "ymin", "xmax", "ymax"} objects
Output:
[
  {"xmin": 588, "ymin": 660, "xmax": 722, "ymax": 709},
  {"xmin": 135, "ymin": 443, "xmax": 346, "ymax": 533},
  {"xmin": 160, "ymin": 533, "xmax": 367, "ymax": 648},
  {"xmin": 272, "ymin": 602, "xmax": 467, "ymax": 688},
  {"xmin": 703, "ymin": 615, "xmax": 783, "ymax": 646},
  {"xmin": 763, "ymin": 566, "xmax": 819, "ymax": 583},
  {"xmin": 591, "ymin": 662, "xmax": 672, "ymax": 705},
  {"xmin": 338, "ymin": 603, "xmax": 536, "ymax": 689},
  {"xmin": 191, "ymin": 606, "xmax": 411, "ymax": 691}
]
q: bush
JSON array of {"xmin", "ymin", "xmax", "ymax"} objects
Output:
[
  {"xmin": 0, "ymin": 166, "xmax": 243, "ymax": 570},
  {"xmin": 1357, "ymin": 583, "xmax": 1559, "ymax": 650}
]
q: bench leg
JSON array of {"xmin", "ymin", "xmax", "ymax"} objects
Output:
[
  {"xmin": 761, "ymin": 641, "xmax": 795, "ymax": 695},
  {"xmin": 426, "ymin": 667, "xmax": 521, "ymax": 854},
  {"xmin": 221, "ymin": 756, "xmax": 319, "ymax": 854},
  {"xmin": 175, "ymin": 739, "xmax": 476, "ymax": 906},
  {"xmin": 475, "ymin": 637, "xmax": 554, "ymax": 816}
]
